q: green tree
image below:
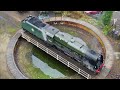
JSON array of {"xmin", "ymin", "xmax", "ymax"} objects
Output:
[
  {"xmin": 101, "ymin": 11, "xmax": 113, "ymax": 35},
  {"xmin": 102, "ymin": 11, "xmax": 113, "ymax": 26}
]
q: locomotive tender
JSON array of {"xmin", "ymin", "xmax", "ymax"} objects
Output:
[{"xmin": 21, "ymin": 15, "xmax": 104, "ymax": 73}]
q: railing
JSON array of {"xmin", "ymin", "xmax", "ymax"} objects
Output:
[{"xmin": 21, "ymin": 31, "xmax": 91, "ymax": 79}]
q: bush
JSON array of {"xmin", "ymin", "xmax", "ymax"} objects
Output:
[
  {"xmin": 102, "ymin": 11, "xmax": 113, "ymax": 26},
  {"xmin": 103, "ymin": 25, "xmax": 113, "ymax": 35}
]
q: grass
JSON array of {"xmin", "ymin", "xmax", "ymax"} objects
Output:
[
  {"xmin": 62, "ymin": 11, "xmax": 104, "ymax": 30},
  {"xmin": 53, "ymin": 25, "xmax": 80, "ymax": 37},
  {"xmin": 0, "ymin": 17, "xmax": 22, "ymax": 79},
  {"xmin": 8, "ymin": 27, "xmax": 16, "ymax": 33},
  {"xmin": 0, "ymin": 19, "xmax": 6, "ymax": 26},
  {"xmin": 0, "ymin": 20, "xmax": 6, "ymax": 34},
  {"xmin": 0, "ymin": 29, "xmax": 3, "ymax": 34},
  {"xmin": 103, "ymin": 25, "xmax": 114, "ymax": 35},
  {"xmin": 0, "ymin": 19, "xmax": 20, "ymax": 35},
  {"xmin": 62, "ymin": 11, "xmax": 118, "ymax": 38},
  {"xmin": 69, "ymin": 31, "xmax": 78, "ymax": 36},
  {"xmin": 6, "ymin": 25, "xmax": 18, "ymax": 35}
]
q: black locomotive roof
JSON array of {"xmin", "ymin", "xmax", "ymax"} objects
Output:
[{"xmin": 28, "ymin": 17, "xmax": 46, "ymax": 28}]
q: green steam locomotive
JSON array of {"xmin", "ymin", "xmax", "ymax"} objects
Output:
[{"xmin": 21, "ymin": 15, "xmax": 104, "ymax": 73}]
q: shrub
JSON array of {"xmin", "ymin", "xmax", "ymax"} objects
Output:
[
  {"xmin": 103, "ymin": 25, "xmax": 113, "ymax": 35},
  {"xmin": 102, "ymin": 11, "xmax": 113, "ymax": 26}
]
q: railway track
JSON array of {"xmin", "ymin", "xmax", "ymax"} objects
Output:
[{"xmin": 21, "ymin": 30, "xmax": 96, "ymax": 79}]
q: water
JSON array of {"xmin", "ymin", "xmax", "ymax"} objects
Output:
[{"xmin": 32, "ymin": 54, "xmax": 65, "ymax": 78}]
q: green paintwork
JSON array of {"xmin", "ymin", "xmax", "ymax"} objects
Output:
[
  {"xmin": 53, "ymin": 36, "xmax": 84, "ymax": 56},
  {"xmin": 21, "ymin": 17, "xmax": 84, "ymax": 59},
  {"xmin": 21, "ymin": 21, "xmax": 44, "ymax": 40}
]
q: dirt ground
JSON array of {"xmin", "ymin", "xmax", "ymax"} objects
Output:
[
  {"xmin": 0, "ymin": 11, "xmax": 37, "ymax": 79},
  {"xmin": 105, "ymin": 36, "xmax": 120, "ymax": 79},
  {"xmin": 0, "ymin": 33, "xmax": 14, "ymax": 78},
  {"xmin": 0, "ymin": 11, "xmax": 22, "ymax": 79}
]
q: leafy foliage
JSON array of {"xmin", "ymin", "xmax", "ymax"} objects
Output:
[
  {"xmin": 101, "ymin": 11, "xmax": 113, "ymax": 35},
  {"xmin": 103, "ymin": 25, "xmax": 114, "ymax": 35},
  {"xmin": 102, "ymin": 11, "xmax": 113, "ymax": 26}
]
